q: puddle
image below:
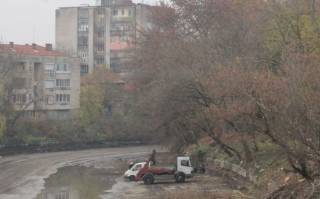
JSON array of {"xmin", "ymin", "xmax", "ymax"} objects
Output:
[{"xmin": 35, "ymin": 166, "xmax": 119, "ymax": 199}]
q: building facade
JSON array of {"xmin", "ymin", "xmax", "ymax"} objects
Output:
[
  {"xmin": 56, "ymin": 6, "xmax": 111, "ymax": 76},
  {"xmin": 56, "ymin": 0, "xmax": 152, "ymax": 76},
  {"xmin": 0, "ymin": 43, "xmax": 80, "ymax": 120}
]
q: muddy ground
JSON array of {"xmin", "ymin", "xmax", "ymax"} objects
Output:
[
  {"xmin": 0, "ymin": 147, "xmax": 250, "ymax": 199},
  {"xmin": 103, "ymin": 152, "xmax": 252, "ymax": 199},
  {"xmin": 0, "ymin": 146, "xmax": 159, "ymax": 199}
]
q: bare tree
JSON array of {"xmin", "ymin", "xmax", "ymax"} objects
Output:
[{"xmin": 132, "ymin": 1, "xmax": 320, "ymax": 187}]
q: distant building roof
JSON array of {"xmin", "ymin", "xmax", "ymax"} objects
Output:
[
  {"xmin": 57, "ymin": 1, "xmax": 150, "ymax": 10},
  {"xmin": 0, "ymin": 43, "xmax": 65, "ymax": 57},
  {"xmin": 101, "ymin": 0, "xmax": 135, "ymax": 7}
]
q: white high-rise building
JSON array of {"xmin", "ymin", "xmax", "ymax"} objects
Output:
[{"xmin": 56, "ymin": 0, "xmax": 152, "ymax": 76}]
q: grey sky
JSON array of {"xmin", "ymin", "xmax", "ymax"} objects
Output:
[{"xmin": 0, "ymin": 0, "xmax": 156, "ymax": 46}]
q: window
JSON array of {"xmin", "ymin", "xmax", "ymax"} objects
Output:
[
  {"xmin": 121, "ymin": 9, "xmax": 125, "ymax": 15},
  {"xmin": 44, "ymin": 80, "xmax": 55, "ymax": 89},
  {"xmin": 45, "ymin": 63, "xmax": 55, "ymax": 70},
  {"xmin": 47, "ymin": 70, "xmax": 56, "ymax": 77},
  {"xmin": 46, "ymin": 95, "xmax": 54, "ymax": 105},
  {"xmin": 45, "ymin": 63, "xmax": 56, "ymax": 77},
  {"xmin": 15, "ymin": 62, "xmax": 26, "ymax": 71},
  {"xmin": 181, "ymin": 160, "xmax": 190, "ymax": 167},
  {"xmin": 79, "ymin": 24, "xmax": 89, "ymax": 32},
  {"xmin": 56, "ymin": 94, "xmax": 71, "ymax": 104},
  {"xmin": 55, "ymin": 64, "xmax": 61, "ymax": 71},
  {"xmin": 113, "ymin": 9, "xmax": 118, "ymax": 16},
  {"xmin": 78, "ymin": 37, "xmax": 88, "ymax": 48},
  {"xmin": 97, "ymin": 31, "xmax": 104, "ymax": 38},
  {"xmin": 55, "ymin": 63, "xmax": 69, "ymax": 72},
  {"xmin": 132, "ymin": 164, "xmax": 142, "ymax": 171},
  {"xmin": 54, "ymin": 191, "xmax": 69, "ymax": 199},
  {"xmin": 128, "ymin": 9, "xmax": 132, "ymax": 16},
  {"xmin": 56, "ymin": 79, "xmax": 70, "ymax": 89},
  {"xmin": 12, "ymin": 94, "xmax": 27, "ymax": 105},
  {"xmin": 79, "ymin": 52, "xmax": 88, "ymax": 62},
  {"xmin": 96, "ymin": 43, "xmax": 105, "ymax": 51},
  {"xmin": 81, "ymin": 64, "xmax": 89, "ymax": 75},
  {"xmin": 96, "ymin": 56, "xmax": 105, "ymax": 65}
]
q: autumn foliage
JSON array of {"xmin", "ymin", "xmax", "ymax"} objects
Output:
[{"xmin": 132, "ymin": 0, "xmax": 320, "ymax": 195}]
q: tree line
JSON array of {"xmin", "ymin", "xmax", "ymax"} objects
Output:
[{"xmin": 131, "ymin": 0, "xmax": 320, "ymax": 186}]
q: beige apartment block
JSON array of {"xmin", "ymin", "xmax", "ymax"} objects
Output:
[
  {"xmin": 56, "ymin": 0, "xmax": 152, "ymax": 77},
  {"xmin": 0, "ymin": 43, "xmax": 80, "ymax": 120},
  {"xmin": 56, "ymin": 6, "xmax": 111, "ymax": 76}
]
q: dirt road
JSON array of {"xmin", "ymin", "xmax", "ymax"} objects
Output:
[{"xmin": 0, "ymin": 146, "xmax": 159, "ymax": 199}]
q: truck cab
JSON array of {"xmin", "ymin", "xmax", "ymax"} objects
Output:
[
  {"xmin": 177, "ymin": 156, "xmax": 193, "ymax": 178},
  {"xmin": 124, "ymin": 162, "xmax": 146, "ymax": 181}
]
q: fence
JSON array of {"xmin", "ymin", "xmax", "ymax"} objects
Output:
[{"xmin": 209, "ymin": 159, "xmax": 258, "ymax": 183}]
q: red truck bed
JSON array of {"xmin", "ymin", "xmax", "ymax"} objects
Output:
[
  {"xmin": 136, "ymin": 162, "xmax": 176, "ymax": 180},
  {"xmin": 143, "ymin": 166, "xmax": 175, "ymax": 175}
]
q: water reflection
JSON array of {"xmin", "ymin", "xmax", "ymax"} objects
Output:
[{"xmin": 35, "ymin": 166, "xmax": 118, "ymax": 199}]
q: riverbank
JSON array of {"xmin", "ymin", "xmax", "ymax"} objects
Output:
[
  {"xmin": 0, "ymin": 140, "xmax": 147, "ymax": 156},
  {"xmin": 0, "ymin": 146, "xmax": 160, "ymax": 199}
]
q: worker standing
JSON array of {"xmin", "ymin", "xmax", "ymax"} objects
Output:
[{"xmin": 149, "ymin": 149, "xmax": 157, "ymax": 165}]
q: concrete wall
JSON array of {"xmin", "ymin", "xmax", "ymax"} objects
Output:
[
  {"xmin": 104, "ymin": 8, "xmax": 111, "ymax": 69},
  {"xmin": 88, "ymin": 8, "xmax": 95, "ymax": 73},
  {"xmin": 135, "ymin": 4, "xmax": 152, "ymax": 34},
  {"xmin": 56, "ymin": 8, "xmax": 78, "ymax": 56}
]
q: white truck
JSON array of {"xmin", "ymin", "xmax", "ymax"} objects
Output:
[{"xmin": 135, "ymin": 156, "xmax": 194, "ymax": 185}]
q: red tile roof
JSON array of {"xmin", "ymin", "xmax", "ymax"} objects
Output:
[{"xmin": 0, "ymin": 43, "xmax": 65, "ymax": 57}]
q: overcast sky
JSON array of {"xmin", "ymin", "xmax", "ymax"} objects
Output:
[{"xmin": 0, "ymin": 0, "xmax": 156, "ymax": 46}]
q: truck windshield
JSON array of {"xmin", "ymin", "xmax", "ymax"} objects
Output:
[
  {"xmin": 133, "ymin": 164, "xmax": 142, "ymax": 171},
  {"xmin": 181, "ymin": 160, "xmax": 190, "ymax": 167}
]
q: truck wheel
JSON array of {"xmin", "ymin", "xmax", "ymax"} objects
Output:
[
  {"xmin": 175, "ymin": 173, "xmax": 185, "ymax": 183},
  {"xmin": 129, "ymin": 175, "xmax": 135, "ymax": 181},
  {"xmin": 143, "ymin": 174, "xmax": 154, "ymax": 185}
]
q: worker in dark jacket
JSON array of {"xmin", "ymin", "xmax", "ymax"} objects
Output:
[{"xmin": 149, "ymin": 149, "xmax": 157, "ymax": 165}]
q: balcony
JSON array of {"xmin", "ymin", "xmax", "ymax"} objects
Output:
[{"xmin": 56, "ymin": 86, "xmax": 71, "ymax": 90}]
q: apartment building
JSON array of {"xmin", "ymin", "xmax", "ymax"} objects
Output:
[
  {"xmin": 0, "ymin": 42, "xmax": 80, "ymax": 120},
  {"xmin": 56, "ymin": 6, "xmax": 111, "ymax": 76},
  {"xmin": 56, "ymin": 0, "xmax": 152, "ymax": 76},
  {"xmin": 106, "ymin": 0, "xmax": 152, "ymax": 75}
]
